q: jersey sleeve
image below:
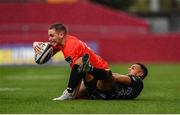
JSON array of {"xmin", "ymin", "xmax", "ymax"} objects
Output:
[
  {"xmin": 129, "ymin": 75, "xmax": 143, "ymax": 87},
  {"xmin": 127, "ymin": 75, "xmax": 144, "ymax": 99}
]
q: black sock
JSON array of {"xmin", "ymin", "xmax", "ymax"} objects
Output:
[
  {"xmin": 89, "ymin": 68, "xmax": 112, "ymax": 80},
  {"xmin": 67, "ymin": 64, "xmax": 84, "ymax": 93}
]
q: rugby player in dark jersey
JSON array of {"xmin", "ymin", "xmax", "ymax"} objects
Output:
[{"xmin": 75, "ymin": 62, "xmax": 148, "ymax": 100}]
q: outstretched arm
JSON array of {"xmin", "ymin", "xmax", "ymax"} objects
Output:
[{"xmin": 112, "ymin": 73, "xmax": 132, "ymax": 85}]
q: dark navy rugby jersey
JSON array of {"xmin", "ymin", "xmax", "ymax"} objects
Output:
[
  {"xmin": 112, "ymin": 75, "xmax": 143, "ymax": 99},
  {"xmin": 87, "ymin": 76, "xmax": 143, "ymax": 99}
]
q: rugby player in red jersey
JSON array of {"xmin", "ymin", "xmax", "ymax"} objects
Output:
[{"xmin": 33, "ymin": 23, "xmax": 114, "ymax": 100}]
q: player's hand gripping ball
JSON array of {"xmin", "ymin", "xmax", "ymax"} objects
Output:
[{"xmin": 33, "ymin": 42, "xmax": 53, "ymax": 64}]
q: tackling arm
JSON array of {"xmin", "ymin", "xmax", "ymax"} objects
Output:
[{"xmin": 112, "ymin": 73, "xmax": 132, "ymax": 85}]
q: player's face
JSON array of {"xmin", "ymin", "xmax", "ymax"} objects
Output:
[
  {"xmin": 48, "ymin": 29, "xmax": 64, "ymax": 46},
  {"xmin": 128, "ymin": 64, "xmax": 144, "ymax": 78}
]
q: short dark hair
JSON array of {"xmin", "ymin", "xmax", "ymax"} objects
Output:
[
  {"xmin": 49, "ymin": 23, "xmax": 67, "ymax": 34},
  {"xmin": 135, "ymin": 63, "xmax": 148, "ymax": 80}
]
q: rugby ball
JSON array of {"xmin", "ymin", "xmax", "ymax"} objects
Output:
[{"xmin": 34, "ymin": 42, "xmax": 53, "ymax": 64}]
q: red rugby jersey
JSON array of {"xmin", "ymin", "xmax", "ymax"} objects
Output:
[{"xmin": 52, "ymin": 35, "xmax": 109, "ymax": 69}]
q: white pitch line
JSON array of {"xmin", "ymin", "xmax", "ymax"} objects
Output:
[
  {"xmin": 0, "ymin": 88, "xmax": 22, "ymax": 91},
  {"xmin": 5, "ymin": 75, "xmax": 65, "ymax": 80}
]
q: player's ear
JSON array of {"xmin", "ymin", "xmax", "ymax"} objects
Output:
[
  {"xmin": 137, "ymin": 71, "xmax": 144, "ymax": 78},
  {"xmin": 59, "ymin": 31, "xmax": 65, "ymax": 38}
]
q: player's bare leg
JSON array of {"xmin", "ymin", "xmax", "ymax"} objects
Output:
[
  {"xmin": 96, "ymin": 76, "xmax": 115, "ymax": 92},
  {"xmin": 72, "ymin": 75, "xmax": 93, "ymax": 99},
  {"xmin": 82, "ymin": 54, "xmax": 115, "ymax": 91}
]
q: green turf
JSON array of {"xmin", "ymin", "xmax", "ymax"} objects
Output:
[{"xmin": 0, "ymin": 64, "xmax": 180, "ymax": 114}]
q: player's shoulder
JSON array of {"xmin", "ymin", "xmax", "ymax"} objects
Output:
[
  {"xmin": 66, "ymin": 35, "xmax": 79, "ymax": 41},
  {"xmin": 66, "ymin": 35, "xmax": 84, "ymax": 46},
  {"xmin": 129, "ymin": 75, "xmax": 143, "ymax": 87}
]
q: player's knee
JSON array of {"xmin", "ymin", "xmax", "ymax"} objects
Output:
[
  {"xmin": 74, "ymin": 57, "xmax": 83, "ymax": 65},
  {"xmin": 84, "ymin": 74, "xmax": 94, "ymax": 82}
]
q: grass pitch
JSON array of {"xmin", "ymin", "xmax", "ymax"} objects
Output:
[{"xmin": 0, "ymin": 64, "xmax": 180, "ymax": 114}]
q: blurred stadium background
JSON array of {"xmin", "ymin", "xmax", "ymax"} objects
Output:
[
  {"xmin": 0, "ymin": 0, "xmax": 180, "ymax": 65},
  {"xmin": 0, "ymin": 0, "xmax": 180, "ymax": 114}
]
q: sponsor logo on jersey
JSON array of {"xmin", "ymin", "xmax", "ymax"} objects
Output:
[{"xmin": 65, "ymin": 56, "xmax": 72, "ymax": 64}]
